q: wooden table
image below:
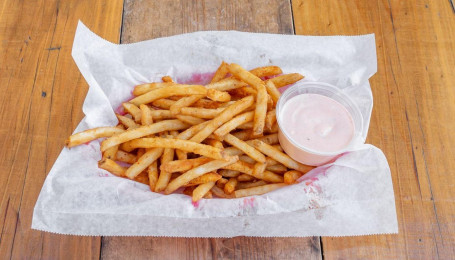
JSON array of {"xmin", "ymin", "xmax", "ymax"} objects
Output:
[{"xmin": 1, "ymin": 0, "xmax": 454, "ymax": 259}]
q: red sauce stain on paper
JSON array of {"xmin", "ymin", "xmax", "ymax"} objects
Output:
[
  {"xmin": 179, "ymin": 72, "xmax": 214, "ymax": 85},
  {"xmin": 192, "ymin": 200, "xmax": 200, "ymax": 208}
]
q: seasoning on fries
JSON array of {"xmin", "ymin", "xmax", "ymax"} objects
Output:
[{"xmin": 66, "ymin": 62, "xmax": 311, "ymax": 201}]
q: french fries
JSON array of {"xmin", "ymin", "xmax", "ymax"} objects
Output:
[{"xmin": 67, "ymin": 63, "xmax": 312, "ymax": 201}]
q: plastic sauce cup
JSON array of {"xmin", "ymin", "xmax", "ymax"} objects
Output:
[{"xmin": 276, "ymin": 82, "xmax": 364, "ymax": 166}]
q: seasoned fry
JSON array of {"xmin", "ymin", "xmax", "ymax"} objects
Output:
[
  {"xmin": 267, "ymin": 73, "xmax": 304, "ymax": 88},
  {"xmin": 123, "ymin": 103, "xmax": 142, "ymax": 123},
  {"xmin": 140, "ymin": 104, "xmax": 154, "ymax": 125},
  {"xmin": 184, "ymin": 172, "xmax": 222, "ymax": 186},
  {"xmin": 205, "ymin": 138, "xmax": 224, "ymax": 149},
  {"xmin": 160, "ymin": 157, "xmax": 212, "ymax": 173},
  {"xmin": 100, "ymin": 120, "xmax": 189, "ymax": 152},
  {"xmin": 155, "ymin": 146, "xmax": 176, "ymax": 192},
  {"xmin": 211, "ymin": 61, "xmax": 229, "ymax": 83},
  {"xmin": 133, "ymin": 82, "xmax": 175, "ymax": 96},
  {"xmin": 102, "ymin": 145, "xmax": 118, "ymax": 160},
  {"xmin": 206, "ymin": 78, "xmax": 247, "ymax": 91},
  {"xmin": 211, "ymin": 185, "xmax": 231, "ymax": 198},
  {"xmin": 237, "ymin": 174, "xmax": 255, "ymax": 182},
  {"xmin": 216, "ymin": 177, "xmax": 229, "ymax": 188},
  {"xmin": 231, "ymin": 129, "xmax": 253, "ymax": 140},
  {"xmin": 165, "ymin": 156, "xmax": 238, "ymax": 194},
  {"xmin": 234, "ymin": 183, "xmax": 287, "ymax": 198},
  {"xmin": 265, "ymin": 123, "xmax": 279, "ymax": 134},
  {"xmin": 250, "ymin": 140, "xmax": 314, "ymax": 173},
  {"xmin": 228, "ymin": 63, "xmax": 267, "ymax": 136},
  {"xmin": 162, "ymin": 76, "xmax": 174, "ymax": 83},
  {"xmin": 116, "ymin": 150, "xmax": 136, "ymax": 163},
  {"xmin": 128, "ymin": 137, "xmax": 229, "ymax": 160},
  {"xmin": 219, "ymin": 169, "xmax": 241, "ymax": 178},
  {"xmin": 98, "ymin": 158, "xmax": 126, "ymax": 177},
  {"xmin": 267, "ymin": 164, "xmax": 288, "ymax": 173},
  {"xmin": 237, "ymin": 180, "xmax": 268, "ymax": 190},
  {"xmin": 129, "ymin": 85, "xmax": 207, "ymax": 106},
  {"xmin": 248, "ymin": 133, "xmax": 279, "ymax": 145},
  {"xmin": 176, "ymin": 115, "xmax": 206, "ymax": 125},
  {"xmin": 177, "ymin": 121, "xmax": 211, "ymax": 140},
  {"xmin": 223, "ymin": 146, "xmax": 244, "ymax": 156},
  {"xmin": 284, "ymin": 170, "xmax": 304, "ymax": 184},
  {"xmin": 147, "ymin": 110, "xmax": 175, "ymax": 120},
  {"xmin": 180, "ymin": 107, "xmax": 225, "ymax": 119},
  {"xmin": 272, "ymin": 144, "xmax": 283, "ymax": 152},
  {"xmin": 214, "ymin": 111, "xmax": 254, "ymax": 137},
  {"xmin": 134, "ymin": 171, "xmax": 149, "ymax": 185},
  {"xmin": 192, "ymin": 98, "xmax": 224, "ymax": 109},
  {"xmin": 148, "ymin": 161, "xmax": 159, "ymax": 191},
  {"xmin": 192, "ymin": 182, "xmax": 216, "ymax": 202},
  {"xmin": 152, "ymin": 99, "xmax": 176, "ymax": 109},
  {"xmin": 239, "ymin": 155, "xmax": 255, "ymax": 164},
  {"xmin": 116, "ymin": 114, "xmax": 140, "ymax": 129},
  {"xmin": 190, "ymin": 95, "xmax": 255, "ymax": 143},
  {"xmin": 253, "ymin": 162, "xmax": 267, "ymax": 177},
  {"xmin": 230, "ymin": 86, "xmax": 257, "ymax": 97},
  {"xmin": 66, "ymin": 127, "xmax": 124, "ymax": 148},
  {"xmin": 136, "ymin": 148, "xmax": 145, "ymax": 158},
  {"xmin": 125, "ymin": 148, "xmax": 164, "ymax": 179},
  {"xmin": 223, "ymin": 161, "xmax": 283, "ymax": 183},
  {"xmin": 120, "ymin": 141, "xmax": 136, "ymax": 153},
  {"xmin": 265, "ymin": 109, "xmax": 276, "ymax": 131},
  {"xmin": 264, "ymin": 81, "xmax": 281, "ymax": 104},
  {"xmin": 223, "ymin": 134, "xmax": 266, "ymax": 163},
  {"xmin": 224, "ymin": 178, "xmax": 238, "ymax": 194},
  {"xmin": 237, "ymin": 121, "xmax": 253, "ymax": 130},
  {"xmin": 250, "ymin": 66, "xmax": 283, "ymax": 78},
  {"xmin": 207, "ymin": 89, "xmax": 231, "ymax": 102},
  {"xmin": 170, "ymin": 94, "xmax": 204, "ymax": 114}
]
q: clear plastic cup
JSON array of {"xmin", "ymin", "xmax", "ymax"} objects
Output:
[{"xmin": 276, "ymin": 82, "xmax": 364, "ymax": 166}]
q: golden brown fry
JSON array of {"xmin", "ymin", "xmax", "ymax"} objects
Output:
[
  {"xmin": 231, "ymin": 129, "xmax": 253, "ymax": 140},
  {"xmin": 128, "ymin": 137, "xmax": 229, "ymax": 160},
  {"xmin": 237, "ymin": 174, "xmax": 255, "ymax": 182},
  {"xmin": 228, "ymin": 63, "xmax": 267, "ymax": 136},
  {"xmin": 146, "ymin": 110, "xmax": 175, "ymax": 120},
  {"xmin": 152, "ymin": 99, "xmax": 176, "ymax": 109},
  {"xmin": 216, "ymin": 177, "xmax": 229, "ymax": 189},
  {"xmin": 175, "ymin": 150, "xmax": 188, "ymax": 160},
  {"xmin": 205, "ymin": 138, "xmax": 224, "ymax": 149},
  {"xmin": 250, "ymin": 140, "xmax": 314, "ymax": 173},
  {"xmin": 223, "ymin": 146, "xmax": 244, "ymax": 156},
  {"xmin": 253, "ymin": 162, "xmax": 267, "ymax": 177},
  {"xmin": 183, "ymin": 186, "xmax": 195, "ymax": 196},
  {"xmin": 249, "ymin": 66, "xmax": 283, "ymax": 78},
  {"xmin": 267, "ymin": 73, "xmax": 304, "ymax": 88},
  {"xmin": 266, "ymin": 164, "xmax": 288, "ymax": 173},
  {"xmin": 102, "ymin": 145, "xmax": 118, "ymax": 160},
  {"xmin": 155, "ymin": 146, "xmax": 176, "ymax": 192},
  {"xmin": 219, "ymin": 169, "xmax": 241, "ymax": 178},
  {"xmin": 66, "ymin": 127, "xmax": 124, "ymax": 148},
  {"xmin": 237, "ymin": 180, "xmax": 268, "ymax": 190},
  {"xmin": 214, "ymin": 111, "xmax": 254, "ymax": 137},
  {"xmin": 237, "ymin": 121, "xmax": 253, "ymax": 130},
  {"xmin": 211, "ymin": 185, "xmax": 232, "ymax": 198},
  {"xmin": 265, "ymin": 109, "xmax": 276, "ymax": 131},
  {"xmin": 175, "ymin": 115, "xmax": 206, "ymax": 125},
  {"xmin": 230, "ymin": 86, "xmax": 257, "ymax": 97},
  {"xmin": 264, "ymin": 81, "xmax": 281, "ymax": 105},
  {"xmin": 272, "ymin": 144, "xmax": 283, "ymax": 152},
  {"xmin": 223, "ymin": 161, "xmax": 283, "ymax": 183},
  {"xmin": 125, "ymin": 148, "xmax": 164, "ymax": 179},
  {"xmin": 206, "ymin": 78, "xmax": 247, "ymax": 91},
  {"xmin": 122, "ymin": 103, "xmax": 142, "ymax": 123},
  {"xmin": 190, "ymin": 95, "xmax": 255, "ymax": 143},
  {"xmin": 239, "ymin": 155, "xmax": 255, "ymax": 164},
  {"xmin": 162, "ymin": 76, "xmax": 174, "ymax": 83},
  {"xmin": 207, "ymin": 89, "xmax": 231, "ymax": 102},
  {"xmin": 170, "ymin": 94, "xmax": 204, "ymax": 114},
  {"xmin": 224, "ymin": 178, "xmax": 238, "ymax": 194},
  {"xmin": 177, "ymin": 121, "xmax": 211, "ymax": 140},
  {"xmin": 136, "ymin": 148, "xmax": 145, "ymax": 158},
  {"xmin": 164, "ymin": 156, "xmax": 238, "ymax": 194},
  {"xmin": 248, "ymin": 133, "xmax": 279, "ymax": 145},
  {"xmin": 180, "ymin": 107, "xmax": 225, "ymax": 119},
  {"xmin": 120, "ymin": 141, "xmax": 136, "ymax": 153},
  {"xmin": 116, "ymin": 150, "xmax": 137, "ymax": 164},
  {"xmin": 116, "ymin": 114, "xmax": 140, "ymax": 129},
  {"xmin": 210, "ymin": 61, "xmax": 229, "ymax": 83},
  {"xmin": 223, "ymin": 134, "xmax": 266, "ymax": 163},
  {"xmin": 192, "ymin": 98, "xmax": 224, "ymax": 109},
  {"xmin": 140, "ymin": 104, "xmax": 154, "ymax": 125},
  {"xmin": 100, "ymin": 120, "xmax": 189, "ymax": 152},
  {"xmin": 148, "ymin": 161, "xmax": 159, "ymax": 191},
  {"xmin": 98, "ymin": 158, "xmax": 126, "ymax": 177},
  {"xmin": 192, "ymin": 182, "xmax": 216, "ymax": 202},
  {"xmin": 265, "ymin": 123, "xmax": 279, "ymax": 134},
  {"xmin": 133, "ymin": 82, "xmax": 175, "ymax": 96},
  {"xmin": 234, "ymin": 183, "xmax": 287, "ymax": 198},
  {"xmin": 134, "ymin": 171, "xmax": 149, "ymax": 185},
  {"xmin": 203, "ymin": 190, "xmax": 213, "ymax": 199},
  {"xmin": 284, "ymin": 170, "xmax": 304, "ymax": 184},
  {"xmin": 129, "ymin": 85, "xmax": 207, "ymax": 106},
  {"xmin": 184, "ymin": 172, "xmax": 222, "ymax": 186}
]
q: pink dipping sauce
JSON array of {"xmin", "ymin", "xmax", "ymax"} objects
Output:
[{"xmin": 280, "ymin": 94, "xmax": 355, "ymax": 153}]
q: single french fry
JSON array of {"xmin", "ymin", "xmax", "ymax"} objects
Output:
[
  {"xmin": 162, "ymin": 76, "xmax": 174, "ymax": 82},
  {"xmin": 148, "ymin": 161, "xmax": 159, "ymax": 191},
  {"xmin": 253, "ymin": 162, "xmax": 267, "ymax": 177},
  {"xmin": 266, "ymin": 164, "xmax": 288, "ymax": 173},
  {"xmin": 122, "ymin": 103, "xmax": 142, "ymax": 122},
  {"xmin": 176, "ymin": 115, "xmax": 206, "ymax": 125},
  {"xmin": 237, "ymin": 121, "xmax": 253, "ymax": 130},
  {"xmin": 239, "ymin": 155, "xmax": 255, "ymax": 164},
  {"xmin": 134, "ymin": 171, "xmax": 149, "ymax": 185},
  {"xmin": 284, "ymin": 170, "xmax": 304, "ymax": 184},
  {"xmin": 127, "ymin": 137, "xmax": 229, "ymax": 160},
  {"xmin": 100, "ymin": 120, "xmax": 189, "ymax": 152},
  {"xmin": 164, "ymin": 156, "xmax": 238, "ymax": 194},
  {"xmin": 133, "ymin": 82, "xmax": 175, "ymax": 96},
  {"xmin": 125, "ymin": 148, "xmax": 164, "ymax": 179},
  {"xmin": 116, "ymin": 150, "xmax": 137, "ymax": 163},
  {"xmin": 120, "ymin": 141, "xmax": 136, "ymax": 153},
  {"xmin": 216, "ymin": 177, "xmax": 229, "ymax": 188},
  {"xmin": 206, "ymin": 78, "xmax": 247, "ymax": 91},
  {"xmin": 234, "ymin": 183, "xmax": 287, "ymax": 198},
  {"xmin": 250, "ymin": 140, "xmax": 314, "ymax": 173},
  {"xmin": 140, "ymin": 104, "xmax": 154, "ymax": 125},
  {"xmin": 98, "ymin": 158, "xmax": 126, "ymax": 177},
  {"xmin": 231, "ymin": 129, "xmax": 253, "ymax": 140},
  {"xmin": 265, "ymin": 109, "xmax": 276, "ymax": 131},
  {"xmin": 66, "ymin": 127, "xmax": 124, "ymax": 148},
  {"xmin": 249, "ymin": 66, "xmax": 283, "ymax": 78},
  {"xmin": 190, "ymin": 95, "xmax": 255, "ymax": 143},
  {"xmin": 211, "ymin": 185, "xmax": 231, "ymax": 198},
  {"xmin": 207, "ymin": 89, "xmax": 231, "ymax": 102},
  {"xmin": 210, "ymin": 61, "xmax": 229, "ymax": 83},
  {"xmin": 103, "ymin": 145, "xmax": 118, "ymax": 160},
  {"xmin": 129, "ymin": 85, "xmax": 207, "ymax": 106},
  {"xmin": 267, "ymin": 73, "xmax": 304, "ymax": 88},
  {"xmin": 192, "ymin": 182, "xmax": 216, "ymax": 202},
  {"xmin": 214, "ymin": 111, "xmax": 254, "ymax": 137},
  {"xmin": 230, "ymin": 86, "xmax": 257, "ymax": 97},
  {"xmin": 147, "ymin": 110, "xmax": 176, "ymax": 120},
  {"xmin": 237, "ymin": 173, "xmax": 255, "ymax": 182},
  {"xmin": 219, "ymin": 169, "xmax": 241, "ymax": 178},
  {"xmin": 116, "ymin": 114, "xmax": 140, "ymax": 129},
  {"xmin": 170, "ymin": 94, "xmax": 205, "ymax": 114},
  {"xmin": 152, "ymin": 99, "xmax": 176, "ymax": 109},
  {"xmin": 228, "ymin": 63, "xmax": 267, "ymax": 136},
  {"xmin": 154, "ymin": 146, "xmax": 176, "ymax": 192},
  {"xmin": 184, "ymin": 172, "xmax": 222, "ymax": 186},
  {"xmin": 223, "ymin": 134, "xmax": 266, "ymax": 163},
  {"xmin": 237, "ymin": 180, "xmax": 268, "ymax": 190},
  {"xmin": 180, "ymin": 107, "xmax": 225, "ymax": 119},
  {"xmin": 224, "ymin": 178, "xmax": 238, "ymax": 194},
  {"xmin": 223, "ymin": 146, "xmax": 244, "ymax": 156},
  {"xmin": 264, "ymin": 81, "xmax": 281, "ymax": 104}
]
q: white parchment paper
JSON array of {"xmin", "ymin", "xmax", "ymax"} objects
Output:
[{"xmin": 32, "ymin": 21, "xmax": 398, "ymax": 237}]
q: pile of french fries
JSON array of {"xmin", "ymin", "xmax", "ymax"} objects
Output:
[{"xmin": 66, "ymin": 62, "xmax": 314, "ymax": 201}]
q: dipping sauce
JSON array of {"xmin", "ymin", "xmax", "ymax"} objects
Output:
[{"xmin": 280, "ymin": 94, "xmax": 354, "ymax": 153}]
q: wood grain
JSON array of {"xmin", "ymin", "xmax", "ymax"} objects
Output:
[
  {"xmin": 0, "ymin": 0, "xmax": 123, "ymax": 259},
  {"xmin": 292, "ymin": 0, "xmax": 455, "ymax": 259}
]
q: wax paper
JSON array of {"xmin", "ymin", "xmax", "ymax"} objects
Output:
[{"xmin": 32, "ymin": 21, "xmax": 397, "ymax": 237}]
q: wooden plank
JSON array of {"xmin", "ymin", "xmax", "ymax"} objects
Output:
[
  {"xmin": 292, "ymin": 0, "xmax": 455, "ymax": 259},
  {"xmin": 100, "ymin": 1, "xmax": 321, "ymax": 259},
  {"xmin": 0, "ymin": 0, "xmax": 123, "ymax": 259}
]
